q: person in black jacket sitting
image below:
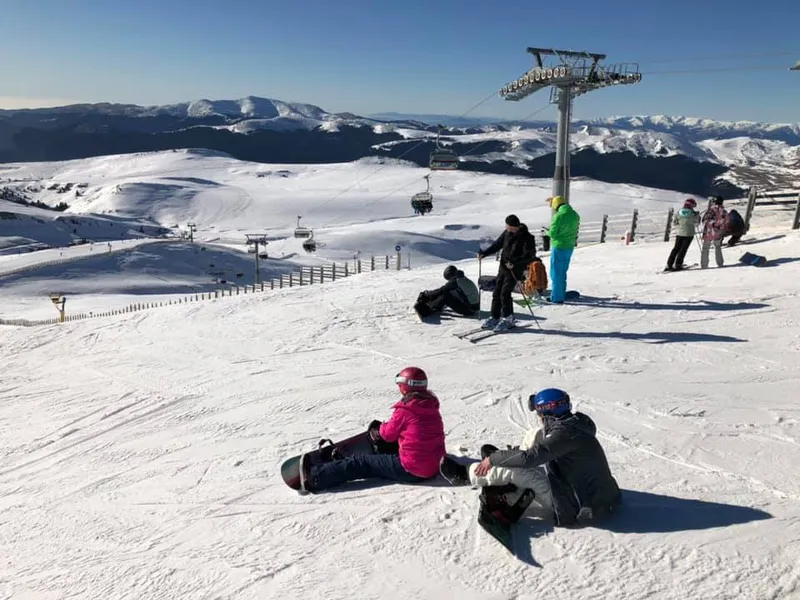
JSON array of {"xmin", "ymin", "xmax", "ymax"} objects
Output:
[
  {"xmin": 414, "ymin": 265, "xmax": 480, "ymax": 319},
  {"xmin": 477, "ymin": 214, "xmax": 536, "ymax": 332},
  {"xmin": 439, "ymin": 388, "xmax": 622, "ymax": 527}
]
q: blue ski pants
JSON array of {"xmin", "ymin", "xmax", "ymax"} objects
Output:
[
  {"xmin": 549, "ymin": 247, "xmax": 574, "ymax": 303},
  {"xmin": 310, "ymin": 453, "xmax": 426, "ymax": 491}
]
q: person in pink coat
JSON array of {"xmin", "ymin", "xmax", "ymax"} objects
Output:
[
  {"xmin": 300, "ymin": 367, "xmax": 446, "ymax": 492},
  {"xmin": 701, "ymin": 196, "xmax": 728, "ymax": 268}
]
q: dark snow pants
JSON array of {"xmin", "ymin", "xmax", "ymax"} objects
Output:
[
  {"xmin": 491, "ymin": 265, "xmax": 524, "ymax": 319},
  {"xmin": 310, "ymin": 453, "xmax": 425, "ymax": 491},
  {"xmin": 667, "ymin": 235, "xmax": 693, "ymax": 269},
  {"xmin": 415, "ymin": 291, "xmax": 476, "ymax": 318}
]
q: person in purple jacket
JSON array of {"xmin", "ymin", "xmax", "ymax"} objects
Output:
[{"xmin": 300, "ymin": 367, "xmax": 446, "ymax": 492}]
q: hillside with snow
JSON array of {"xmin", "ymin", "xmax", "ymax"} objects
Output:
[
  {"xmin": 3, "ymin": 97, "xmax": 799, "ymax": 195},
  {"xmin": 0, "ymin": 149, "xmax": 705, "ymax": 319},
  {"xmin": 1, "ymin": 191, "xmax": 799, "ymax": 598}
]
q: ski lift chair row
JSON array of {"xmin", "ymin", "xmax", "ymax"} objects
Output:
[
  {"xmin": 429, "ymin": 148, "xmax": 459, "ymax": 171},
  {"xmin": 294, "ymin": 215, "xmax": 313, "ymax": 239},
  {"xmin": 411, "ymin": 174, "xmax": 434, "ymax": 215}
]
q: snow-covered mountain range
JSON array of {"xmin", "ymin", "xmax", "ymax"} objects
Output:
[{"xmin": 1, "ymin": 96, "xmax": 798, "ymax": 193}]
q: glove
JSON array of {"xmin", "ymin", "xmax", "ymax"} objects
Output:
[
  {"xmin": 477, "ymin": 252, "xmax": 484, "ymax": 260},
  {"xmin": 367, "ymin": 419, "xmax": 382, "ymax": 441}
]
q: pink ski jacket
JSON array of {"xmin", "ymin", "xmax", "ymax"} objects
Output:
[{"xmin": 379, "ymin": 390, "xmax": 446, "ymax": 478}]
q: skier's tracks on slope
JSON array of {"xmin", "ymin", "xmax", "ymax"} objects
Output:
[{"xmin": 601, "ymin": 430, "xmax": 800, "ymax": 502}]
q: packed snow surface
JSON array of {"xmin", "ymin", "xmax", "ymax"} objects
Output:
[
  {"xmin": 0, "ymin": 149, "xmax": 691, "ymax": 319},
  {"xmin": 2, "ymin": 212, "xmax": 799, "ymax": 598}
]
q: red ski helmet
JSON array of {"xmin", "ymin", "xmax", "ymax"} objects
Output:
[
  {"xmin": 684, "ymin": 198, "xmax": 697, "ymax": 209},
  {"xmin": 395, "ymin": 366, "xmax": 427, "ymax": 395}
]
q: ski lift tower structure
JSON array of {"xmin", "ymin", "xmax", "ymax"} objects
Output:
[
  {"xmin": 499, "ymin": 48, "xmax": 641, "ymax": 205},
  {"xmin": 244, "ymin": 233, "xmax": 269, "ymax": 285}
]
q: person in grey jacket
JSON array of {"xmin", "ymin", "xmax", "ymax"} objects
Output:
[
  {"xmin": 439, "ymin": 388, "xmax": 621, "ymax": 526},
  {"xmin": 665, "ymin": 198, "xmax": 701, "ymax": 271},
  {"xmin": 414, "ymin": 265, "xmax": 480, "ymax": 319}
]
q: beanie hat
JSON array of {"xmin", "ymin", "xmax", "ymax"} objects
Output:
[
  {"xmin": 684, "ymin": 198, "xmax": 697, "ymax": 209},
  {"xmin": 713, "ymin": 196, "xmax": 724, "ymax": 206},
  {"xmin": 443, "ymin": 265, "xmax": 458, "ymax": 280},
  {"xmin": 505, "ymin": 214, "xmax": 521, "ymax": 227},
  {"xmin": 550, "ymin": 196, "xmax": 566, "ymax": 210}
]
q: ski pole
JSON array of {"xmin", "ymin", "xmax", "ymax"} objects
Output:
[
  {"xmin": 477, "ymin": 254, "xmax": 482, "ymax": 321},
  {"xmin": 509, "ymin": 266, "xmax": 542, "ymax": 330}
]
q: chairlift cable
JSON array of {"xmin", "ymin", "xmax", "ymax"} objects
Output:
[
  {"xmin": 342, "ymin": 100, "xmax": 554, "ymax": 224},
  {"xmin": 269, "ymin": 87, "xmax": 505, "ymax": 253}
]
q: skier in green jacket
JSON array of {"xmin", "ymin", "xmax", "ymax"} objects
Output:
[{"xmin": 546, "ymin": 196, "xmax": 580, "ymax": 303}]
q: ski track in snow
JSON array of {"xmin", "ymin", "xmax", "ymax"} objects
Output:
[{"xmin": 1, "ymin": 165, "xmax": 800, "ymax": 598}]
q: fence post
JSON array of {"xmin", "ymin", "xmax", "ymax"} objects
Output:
[
  {"xmin": 385, "ymin": 255, "xmax": 389, "ymax": 269},
  {"xmin": 344, "ymin": 262, "xmax": 349, "ymax": 277},
  {"xmin": 370, "ymin": 256, "xmax": 375, "ymax": 271},
  {"xmin": 744, "ymin": 186, "xmax": 758, "ymax": 233},
  {"xmin": 357, "ymin": 260, "xmax": 362, "ymax": 274},
  {"xmin": 664, "ymin": 208, "xmax": 674, "ymax": 242},
  {"xmin": 261, "ymin": 281, "xmax": 264, "ymax": 291},
  {"xmin": 332, "ymin": 263, "xmax": 336, "ymax": 281},
  {"xmin": 395, "ymin": 251, "xmax": 401, "ymax": 270},
  {"xmin": 630, "ymin": 209, "xmax": 639, "ymax": 242},
  {"xmin": 793, "ymin": 193, "xmax": 800, "ymax": 230},
  {"xmin": 600, "ymin": 214, "xmax": 608, "ymax": 243}
]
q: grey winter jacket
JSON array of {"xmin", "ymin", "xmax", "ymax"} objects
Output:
[
  {"xmin": 674, "ymin": 208, "xmax": 700, "ymax": 238},
  {"xmin": 489, "ymin": 412, "xmax": 621, "ymax": 526}
]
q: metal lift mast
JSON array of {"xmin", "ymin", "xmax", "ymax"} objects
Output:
[{"xmin": 499, "ymin": 48, "xmax": 642, "ymax": 204}]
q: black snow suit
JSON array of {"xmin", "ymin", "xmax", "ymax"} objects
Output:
[
  {"xmin": 488, "ymin": 411, "xmax": 622, "ymax": 526},
  {"xmin": 414, "ymin": 270, "xmax": 480, "ymax": 318},
  {"xmin": 480, "ymin": 224, "xmax": 537, "ymax": 319}
]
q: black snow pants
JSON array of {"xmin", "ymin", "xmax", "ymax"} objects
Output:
[
  {"xmin": 491, "ymin": 265, "xmax": 525, "ymax": 319},
  {"xmin": 415, "ymin": 291, "xmax": 475, "ymax": 318},
  {"xmin": 667, "ymin": 236, "xmax": 693, "ymax": 269}
]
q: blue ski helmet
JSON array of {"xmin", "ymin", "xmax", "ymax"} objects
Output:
[{"xmin": 529, "ymin": 388, "xmax": 571, "ymax": 416}]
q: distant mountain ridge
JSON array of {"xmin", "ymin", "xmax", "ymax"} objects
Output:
[{"xmin": 2, "ymin": 96, "xmax": 798, "ymax": 196}]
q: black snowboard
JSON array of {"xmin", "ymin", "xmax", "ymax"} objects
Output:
[
  {"xmin": 281, "ymin": 426, "xmax": 397, "ymax": 493},
  {"xmin": 477, "ymin": 487, "xmax": 536, "ymax": 556}
]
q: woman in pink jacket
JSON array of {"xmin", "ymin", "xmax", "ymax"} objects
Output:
[{"xmin": 300, "ymin": 367, "xmax": 446, "ymax": 492}]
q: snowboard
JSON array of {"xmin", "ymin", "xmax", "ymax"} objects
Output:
[
  {"xmin": 281, "ymin": 428, "xmax": 390, "ymax": 493},
  {"xmin": 477, "ymin": 487, "xmax": 536, "ymax": 556},
  {"xmin": 739, "ymin": 251, "xmax": 767, "ymax": 267}
]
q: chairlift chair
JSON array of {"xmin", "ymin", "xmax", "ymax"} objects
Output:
[
  {"xmin": 411, "ymin": 175, "xmax": 434, "ymax": 215},
  {"xmin": 302, "ymin": 237, "xmax": 318, "ymax": 253},
  {"xmin": 294, "ymin": 215, "xmax": 313, "ymax": 239},
  {"xmin": 429, "ymin": 124, "xmax": 459, "ymax": 171}
]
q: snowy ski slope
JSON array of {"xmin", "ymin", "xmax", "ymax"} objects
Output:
[
  {"xmin": 1, "ymin": 211, "xmax": 799, "ymax": 599},
  {"xmin": 0, "ymin": 150, "xmax": 693, "ymax": 321}
]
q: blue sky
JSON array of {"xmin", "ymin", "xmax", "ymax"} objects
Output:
[{"xmin": 1, "ymin": 0, "xmax": 799, "ymax": 122}]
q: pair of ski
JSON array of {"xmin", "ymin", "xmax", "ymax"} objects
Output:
[
  {"xmin": 453, "ymin": 322, "xmax": 530, "ymax": 343},
  {"xmin": 660, "ymin": 263, "xmax": 698, "ymax": 273}
]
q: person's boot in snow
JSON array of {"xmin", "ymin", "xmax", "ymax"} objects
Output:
[{"xmin": 439, "ymin": 455, "xmax": 470, "ymax": 485}]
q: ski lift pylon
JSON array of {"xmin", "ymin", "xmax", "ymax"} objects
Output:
[
  {"xmin": 429, "ymin": 124, "xmax": 459, "ymax": 171},
  {"xmin": 294, "ymin": 215, "xmax": 313, "ymax": 239}
]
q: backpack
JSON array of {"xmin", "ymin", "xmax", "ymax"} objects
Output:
[{"xmin": 523, "ymin": 258, "xmax": 548, "ymax": 296}]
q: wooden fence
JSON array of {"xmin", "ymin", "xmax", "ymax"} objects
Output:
[
  {"xmin": 0, "ymin": 252, "xmax": 407, "ymax": 327},
  {"xmin": 3, "ymin": 193, "xmax": 796, "ymax": 328}
]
